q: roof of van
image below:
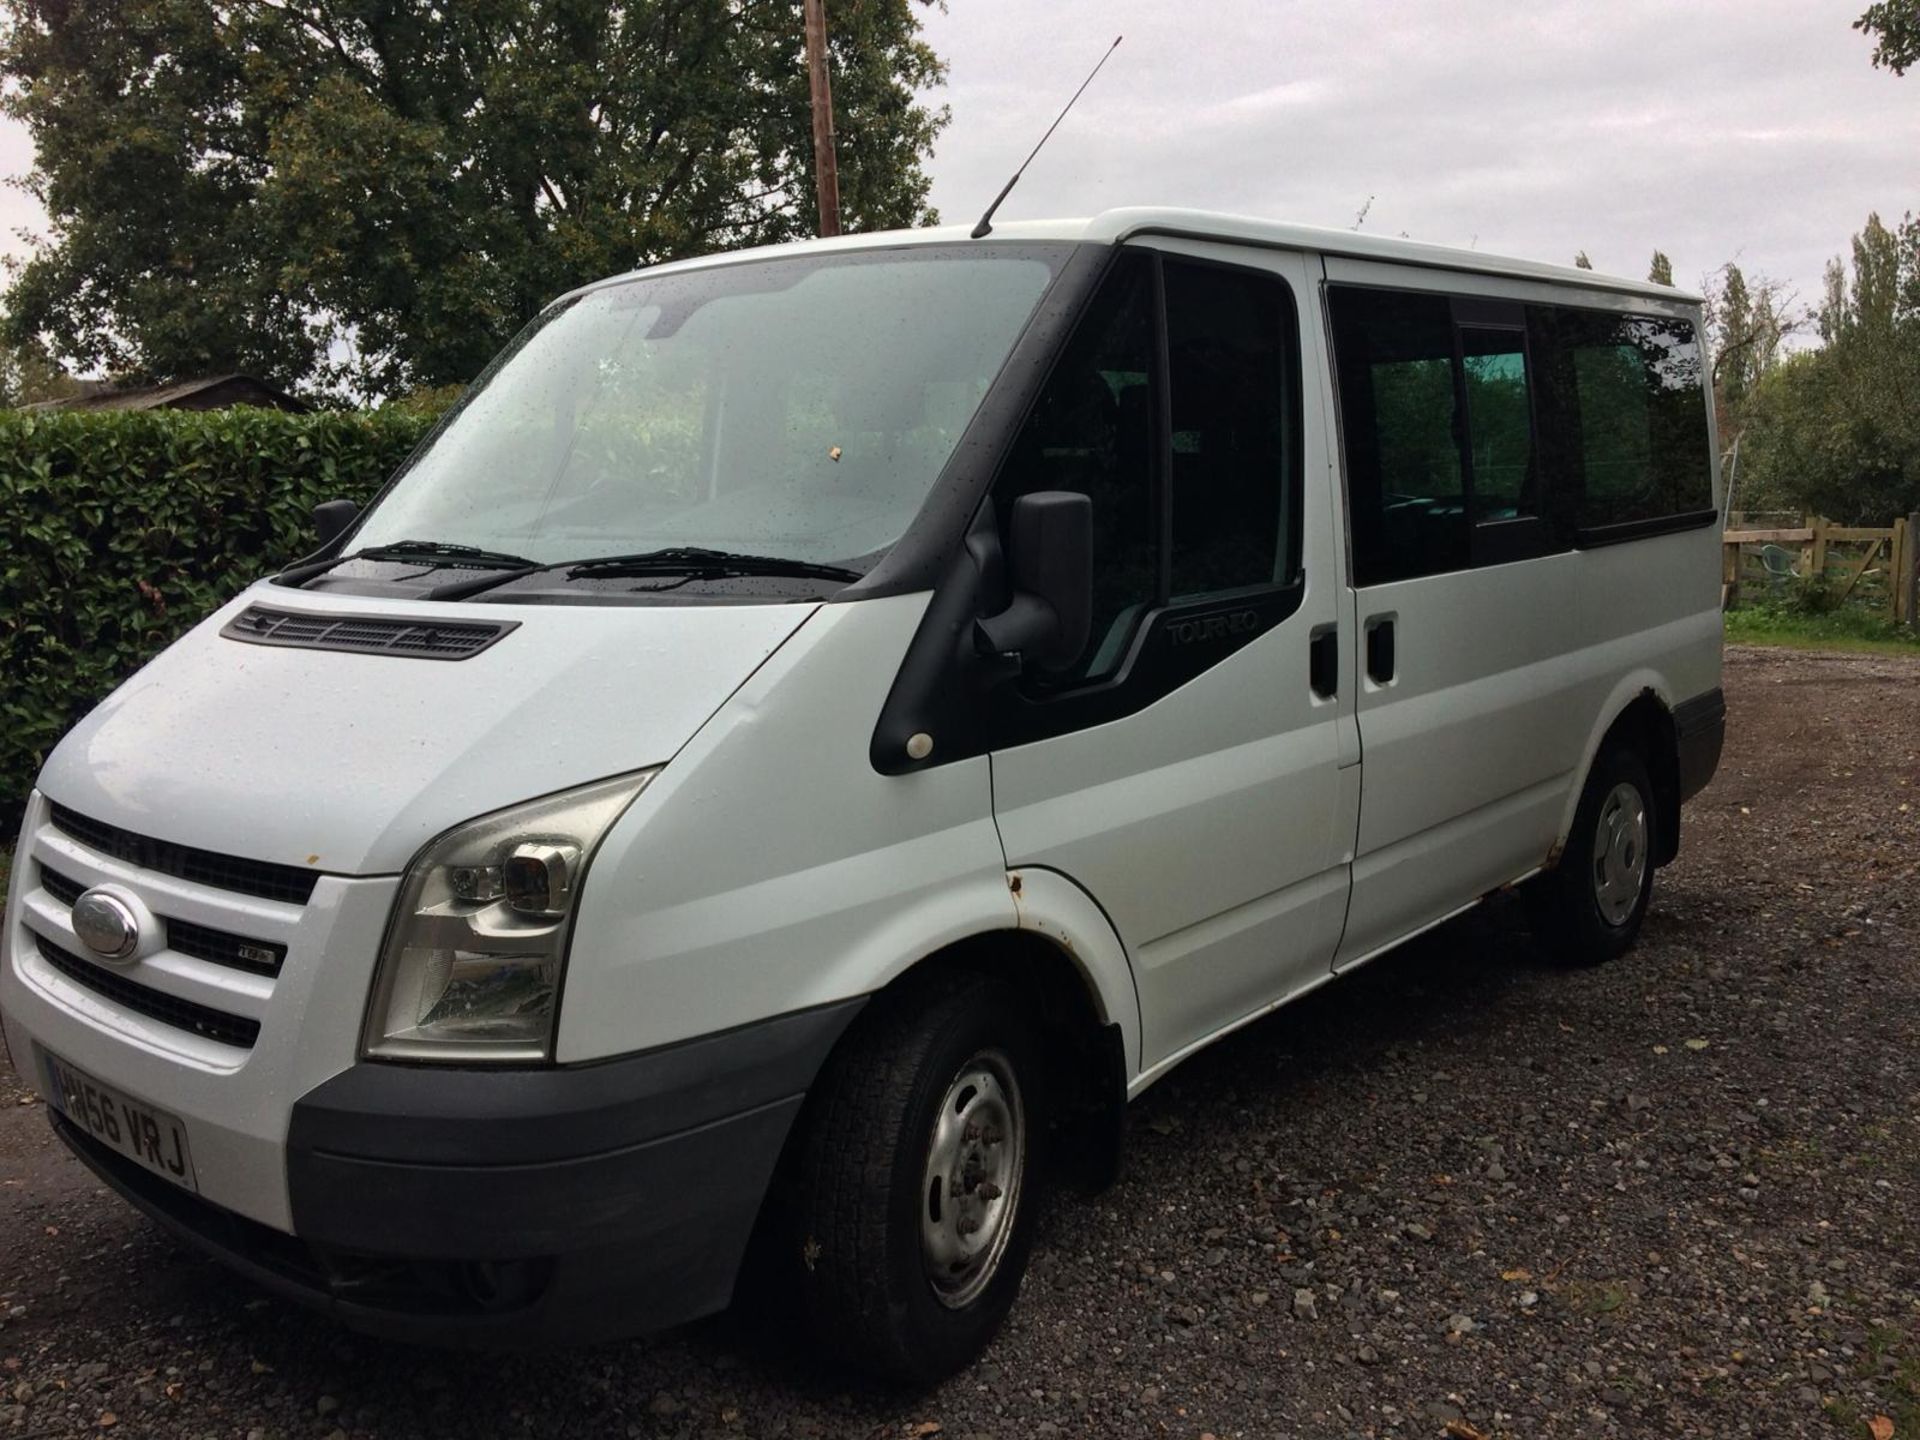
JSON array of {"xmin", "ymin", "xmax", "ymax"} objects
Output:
[{"xmin": 579, "ymin": 207, "xmax": 1703, "ymax": 306}]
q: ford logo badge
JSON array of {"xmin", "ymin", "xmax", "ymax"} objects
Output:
[{"xmin": 72, "ymin": 890, "xmax": 140, "ymax": 962}]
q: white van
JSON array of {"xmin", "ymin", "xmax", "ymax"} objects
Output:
[{"xmin": 1, "ymin": 209, "xmax": 1724, "ymax": 1381}]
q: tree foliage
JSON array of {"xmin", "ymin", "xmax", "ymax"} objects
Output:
[
  {"xmin": 0, "ymin": 1, "xmax": 948, "ymax": 397},
  {"xmin": 0, "ymin": 333, "xmax": 77, "ymax": 407},
  {"xmin": 1856, "ymin": 0, "xmax": 1920, "ymax": 74},
  {"xmin": 1703, "ymin": 260, "xmax": 1798, "ymax": 447},
  {"xmin": 1741, "ymin": 212, "xmax": 1920, "ymax": 522},
  {"xmin": 1648, "ymin": 250, "xmax": 1674, "ymax": 287}
]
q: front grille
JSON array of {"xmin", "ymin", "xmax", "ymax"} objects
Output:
[
  {"xmin": 38, "ymin": 864, "xmax": 83, "ymax": 906},
  {"xmin": 166, "ymin": 919, "xmax": 285, "ymax": 978},
  {"xmin": 34, "ymin": 933, "xmax": 261, "ymax": 1050},
  {"xmin": 223, "ymin": 605, "xmax": 514, "ymax": 660},
  {"xmin": 47, "ymin": 803, "xmax": 320, "ymax": 905},
  {"xmin": 37, "ymin": 864, "xmax": 286, "ymax": 979}
]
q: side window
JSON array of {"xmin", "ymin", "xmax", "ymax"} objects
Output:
[
  {"xmin": 1329, "ymin": 287, "xmax": 1468, "ymax": 585},
  {"xmin": 996, "ymin": 252, "xmax": 1157, "ymax": 683},
  {"xmin": 1163, "ymin": 258, "xmax": 1298, "ymax": 601},
  {"xmin": 1460, "ymin": 328, "xmax": 1535, "ymax": 523},
  {"xmin": 1529, "ymin": 307, "xmax": 1714, "ymax": 536},
  {"xmin": 994, "ymin": 250, "xmax": 1305, "ymax": 690}
]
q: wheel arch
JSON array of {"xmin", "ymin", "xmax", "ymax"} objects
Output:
[
  {"xmin": 795, "ymin": 871, "xmax": 1140, "ymax": 1196},
  {"xmin": 1556, "ymin": 674, "xmax": 1683, "ymax": 869}
]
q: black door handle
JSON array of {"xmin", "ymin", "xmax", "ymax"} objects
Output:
[
  {"xmin": 1366, "ymin": 616, "xmax": 1396, "ymax": 684},
  {"xmin": 1309, "ymin": 626, "xmax": 1338, "ymax": 698}
]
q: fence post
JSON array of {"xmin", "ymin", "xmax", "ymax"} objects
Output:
[
  {"xmin": 1894, "ymin": 517, "xmax": 1909, "ymax": 624},
  {"xmin": 1721, "ymin": 538, "xmax": 1741, "ymax": 611},
  {"xmin": 1809, "ymin": 516, "xmax": 1829, "ymax": 582},
  {"xmin": 1907, "ymin": 513, "xmax": 1920, "ymax": 629}
]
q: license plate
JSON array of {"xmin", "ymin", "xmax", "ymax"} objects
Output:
[{"xmin": 42, "ymin": 1052, "xmax": 198, "ymax": 1193}]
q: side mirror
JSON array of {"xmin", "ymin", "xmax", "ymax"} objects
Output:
[
  {"xmin": 312, "ymin": 498, "xmax": 359, "ymax": 548},
  {"xmin": 974, "ymin": 491, "xmax": 1092, "ymax": 673}
]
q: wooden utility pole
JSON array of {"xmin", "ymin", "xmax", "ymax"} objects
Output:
[{"xmin": 803, "ymin": 0, "xmax": 841, "ymax": 237}]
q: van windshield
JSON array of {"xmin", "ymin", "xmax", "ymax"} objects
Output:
[{"xmin": 351, "ymin": 248, "xmax": 1063, "ymax": 577}]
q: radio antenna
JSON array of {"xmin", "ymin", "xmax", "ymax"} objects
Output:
[{"xmin": 970, "ymin": 35, "xmax": 1122, "ymax": 240}]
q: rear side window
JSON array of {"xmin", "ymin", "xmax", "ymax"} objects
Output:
[
  {"xmin": 1460, "ymin": 328, "xmax": 1535, "ymax": 523},
  {"xmin": 1331, "ymin": 284, "xmax": 1713, "ymax": 585},
  {"xmin": 1329, "ymin": 289, "xmax": 1468, "ymax": 584},
  {"xmin": 1529, "ymin": 309, "xmax": 1714, "ymax": 535}
]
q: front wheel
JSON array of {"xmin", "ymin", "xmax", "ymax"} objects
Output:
[
  {"xmin": 780, "ymin": 971, "xmax": 1043, "ymax": 1383},
  {"xmin": 1527, "ymin": 744, "xmax": 1658, "ymax": 965}
]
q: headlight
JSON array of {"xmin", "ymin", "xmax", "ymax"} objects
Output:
[{"xmin": 364, "ymin": 770, "xmax": 657, "ymax": 1063}]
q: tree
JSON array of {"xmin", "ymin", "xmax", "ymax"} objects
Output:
[
  {"xmin": 0, "ymin": 326, "xmax": 76, "ymax": 408},
  {"xmin": 1742, "ymin": 211, "xmax": 1920, "ymax": 522},
  {"xmin": 0, "ymin": 1, "xmax": 948, "ymax": 397},
  {"xmin": 1648, "ymin": 250, "xmax": 1675, "ymax": 286},
  {"xmin": 1704, "ymin": 261, "xmax": 1799, "ymax": 443},
  {"xmin": 1856, "ymin": 0, "xmax": 1920, "ymax": 73}
]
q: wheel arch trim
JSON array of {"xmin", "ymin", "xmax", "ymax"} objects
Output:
[
  {"xmin": 1003, "ymin": 866, "xmax": 1144, "ymax": 1080},
  {"xmin": 1554, "ymin": 670, "xmax": 1680, "ymax": 864}
]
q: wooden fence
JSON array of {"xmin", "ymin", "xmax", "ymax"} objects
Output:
[{"xmin": 1722, "ymin": 514, "xmax": 1920, "ymax": 624}]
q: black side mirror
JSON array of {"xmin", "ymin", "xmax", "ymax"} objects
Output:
[
  {"xmin": 312, "ymin": 498, "xmax": 360, "ymax": 549},
  {"xmin": 974, "ymin": 491, "xmax": 1092, "ymax": 673}
]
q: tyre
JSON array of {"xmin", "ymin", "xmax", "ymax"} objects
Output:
[
  {"xmin": 779, "ymin": 971, "xmax": 1042, "ymax": 1384},
  {"xmin": 1527, "ymin": 743, "xmax": 1658, "ymax": 965}
]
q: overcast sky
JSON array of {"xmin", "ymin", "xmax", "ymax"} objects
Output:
[
  {"xmin": 0, "ymin": 0, "xmax": 1910, "ymax": 331},
  {"xmin": 917, "ymin": 0, "xmax": 1917, "ymax": 317}
]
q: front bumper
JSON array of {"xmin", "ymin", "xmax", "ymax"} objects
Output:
[{"xmin": 52, "ymin": 998, "xmax": 863, "ymax": 1346}]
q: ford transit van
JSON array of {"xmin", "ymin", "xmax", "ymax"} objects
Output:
[{"xmin": 1, "ymin": 209, "xmax": 1725, "ymax": 1381}]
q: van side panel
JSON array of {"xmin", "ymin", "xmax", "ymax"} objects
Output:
[
  {"xmin": 1550, "ymin": 525, "xmax": 1724, "ymax": 845},
  {"xmin": 1324, "ymin": 257, "xmax": 1721, "ymax": 969},
  {"xmin": 556, "ymin": 593, "xmax": 1140, "ymax": 1067}
]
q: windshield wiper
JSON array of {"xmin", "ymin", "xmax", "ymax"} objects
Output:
[
  {"xmin": 422, "ymin": 546, "xmax": 864, "ymax": 601},
  {"xmin": 359, "ymin": 540, "xmax": 539, "ymax": 569},
  {"xmin": 278, "ymin": 539, "xmax": 538, "ymax": 589},
  {"xmin": 564, "ymin": 547, "xmax": 865, "ymax": 582}
]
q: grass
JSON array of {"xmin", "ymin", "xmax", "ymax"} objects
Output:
[
  {"xmin": 1827, "ymin": 1323, "xmax": 1920, "ymax": 1434},
  {"xmin": 1725, "ymin": 603, "xmax": 1920, "ymax": 656}
]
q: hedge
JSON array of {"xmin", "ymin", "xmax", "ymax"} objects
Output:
[{"xmin": 0, "ymin": 407, "xmax": 436, "ymax": 830}]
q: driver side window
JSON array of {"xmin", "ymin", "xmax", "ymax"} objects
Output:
[
  {"xmin": 992, "ymin": 249, "xmax": 1301, "ymax": 687},
  {"xmin": 994, "ymin": 252, "xmax": 1157, "ymax": 684}
]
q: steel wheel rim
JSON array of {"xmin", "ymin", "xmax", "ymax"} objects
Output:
[
  {"xmin": 1592, "ymin": 781, "xmax": 1648, "ymax": 927},
  {"xmin": 920, "ymin": 1048, "xmax": 1025, "ymax": 1309}
]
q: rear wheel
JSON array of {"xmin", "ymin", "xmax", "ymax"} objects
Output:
[
  {"xmin": 779, "ymin": 971, "xmax": 1043, "ymax": 1383},
  {"xmin": 1527, "ymin": 744, "xmax": 1658, "ymax": 965}
]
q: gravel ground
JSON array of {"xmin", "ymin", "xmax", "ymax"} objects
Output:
[{"xmin": 2, "ymin": 643, "xmax": 1918, "ymax": 1439}]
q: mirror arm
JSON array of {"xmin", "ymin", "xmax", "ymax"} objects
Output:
[{"xmin": 973, "ymin": 595, "xmax": 1060, "ymax": 663}]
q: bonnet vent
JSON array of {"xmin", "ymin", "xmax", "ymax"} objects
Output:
[{"xmin": 222, "ymin": 606, "xmax": 516, "ymax": 660}]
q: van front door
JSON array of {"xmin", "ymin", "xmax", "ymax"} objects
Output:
[{"xmin": 988, "ymin": 240, "xmax": 1357, "ymax": 1075}]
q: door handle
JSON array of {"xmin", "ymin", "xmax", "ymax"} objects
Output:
[
  {"xmin": 1365, "ymin": 614, "xmax": 1396, "ymax": 685},
  {"xmin": 1309, "ymin": 625, "xmax": 1338, "ymax": 698}
]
